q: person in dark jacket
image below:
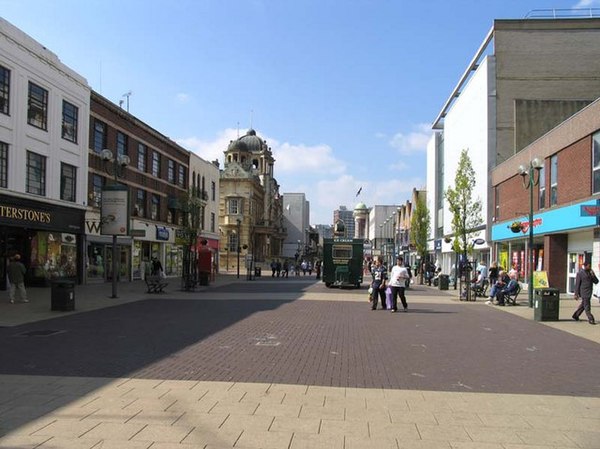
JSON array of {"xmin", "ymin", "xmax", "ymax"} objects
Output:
[
  {"xmin": 573, "ymin": 261, "xmax": 597, "ymax": 325},
  {"xmin": 7, "ymin": 254, "xmax": 28, "ymax": 304},
  {"xmin": 370, "ymin": 257, "xmax": 388, "ymax": 310}
]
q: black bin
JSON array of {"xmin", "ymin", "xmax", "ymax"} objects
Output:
[
  {"xmin": 534, "ymin": 288, "xmax": 560, "ymax": 321},
  {"xmin": 438, "ymin": 274, "xmax": 449, "ymax": 290},
  {"xmin": 51, "ymin": 280, "xmax": 75, "ymax": 311},
  {"xmin": 254, "ymin": 267, "xmax": 261, "ymax": 277}
]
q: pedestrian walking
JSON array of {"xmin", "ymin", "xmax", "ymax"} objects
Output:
[
  {"xmin": 389, "ymin": 256, "xmax": 409, "ymax": 312},
  {"xmin": 572, "ymin": 261, "xmax": 597, "ymax": 325},
  {"xmin": 7, "ymin": 254, "xmax": 28, "ymax": 304},
  {"xmin": 151, "ymin": 257, "xmax": 163, "ymax": 276},
  {"xmin": 370, "ymin": 257, "xmax": 387, "ymax": 310}
]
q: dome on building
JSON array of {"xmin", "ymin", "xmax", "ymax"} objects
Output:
[
  {"xmin": 239, "ymin": 129, "xmax": 265, "ymax": 152},
  {"xmin": 354, "ymin": 202, "xmax": 368, "ymax": 212},
  {"xmin": 227, "ymin": 139, "xmax": 249, "ymax": 152}
]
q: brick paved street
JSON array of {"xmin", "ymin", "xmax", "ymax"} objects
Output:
[{"xmin": 0, "ymin": 277, "xmax": 599, "ymax": 448}]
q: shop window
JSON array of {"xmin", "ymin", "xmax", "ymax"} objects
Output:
[
  {"xmin": 26, "ymin": 151, "xmax": 46, "ymax": 196},
  {"xmin": 116, "ymin": 131, "xmax": 128, "ymax": 157},
  {"xmin": 137, "ymin": 143, "xmax": 147, "ymax": 172},
  {"xmin": 27, "ymin": 81, "xmax": 48, "ymax": 130},
  {"xmin": 91, "ymin": 174, "xmax": 104, "ymax": 207},
  {"xmin": 538, "ymin": 166, "xmax": 545, "ymax": 209},
  {"xmin": 93, "ymin": 120, "xmax": 107, "ymax": 153},
  {"xmin": 61, "ymin": 100, "xmax": 78, "ymax": 143},
  {"xmin": 30, "ymin": 232, "xmax": 77, "ymax": 280},
  {"xmin": 87, "ymin": 243, "xmax": 105, "ymax": 280},
  {"xmin": 0, "ymin": 65, "xmax": 10, "ymax": 115},
  {"xmin": 60, "ymin": 163, "xmax": 76, "ymax": 202},
  {"xmin": 0, "ymin": 141, "xmax": 7, "ymax": 188},
  {"xmin": 550, "ymin": 155, "xmax": 557, "ymax": 206}
]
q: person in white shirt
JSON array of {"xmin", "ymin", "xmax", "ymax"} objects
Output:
[{"xmin": 389, "ymin": 256, "xmax": 410, "ymax": 312}]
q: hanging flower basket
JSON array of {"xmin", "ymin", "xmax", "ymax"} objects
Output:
[
  {"xmin": 509, "ymin": 221, "xmax": 523, "ymax": 233},
  {"xmin": 443, "ymin": 236, "xmax": 452, "ymax": 243}
]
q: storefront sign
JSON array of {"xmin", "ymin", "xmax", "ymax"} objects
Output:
[
  {"xmin": 580, "ymin": 205, "xmax": 600, "ymax": 216},
  {"xmin": 0, "ymin": 194, "xmax": 84, "ymax": 232},
  {"xmin": 156, "ymin": 226, "xmax": 170, "ymax": 241},
  {"xmin": 101, "ymin": 185, "xmax": 129, "ymax": 236},
  {"xmin": 434, "ymin": 239, "xmax": 442, "ymax": 250}
]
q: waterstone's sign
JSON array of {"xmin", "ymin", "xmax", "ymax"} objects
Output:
[
  {"xmin": 0, "ymin": 194, "xmax": 84, "ymax": 232},
  {"xmin": 0, "ymin": 205, "xmax": 51, "ymax": 223}
]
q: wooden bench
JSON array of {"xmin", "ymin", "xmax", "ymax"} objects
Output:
[{"xmin": 145, "ymin": 275, "xmax": 168, "ymax": 293}]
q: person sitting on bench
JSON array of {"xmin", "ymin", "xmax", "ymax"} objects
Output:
[
  {"xmin": 487, "ymin": 270, "xmax": 509, "ymax": 302},
  {"xmin": 495, "ymin": 272, "xmax": 519, "ymax": 306}
]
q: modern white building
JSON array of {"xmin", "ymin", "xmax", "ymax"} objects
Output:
[
  {"xmin": 0, "ymin": 17, "xmax": 90, "ymax": 288},
  {"xmin": 188, "ymin": 152, "xmax": 220, "ymax": 254},
  {"xmin": 428, "ymin": 17, "xmax": 600, "ymax": 275}
]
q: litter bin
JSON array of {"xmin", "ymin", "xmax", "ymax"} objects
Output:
[
  {"xmin": 534, "ymin": 288, "xmax": 560, "ymax": 321},
  {"xmin": 254, "ymin": 267, "xmax": 261, "ymax": 277},
  {"xmin": 51, "ymin": 280, "xmax": 75, "ymax": 311},
  {"xmin": 438, "ymin": 274, "xmax": 449, "ymax": 290}
]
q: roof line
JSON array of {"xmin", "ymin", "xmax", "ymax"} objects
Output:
[{"xmin": 432, "ymin": 25, "xmax": 494, "ymax": 130}]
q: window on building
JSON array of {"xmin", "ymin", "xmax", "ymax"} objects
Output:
[
  {"xmin": 167, "ymin": 208, "xmax": 177, "ymax": 224},
  {"xmin": 200, "ymin": 206, "xmax": 205, "ymax": 230},
  {"xmin": 152, "ymin": 151, "xmax": 160, "ymax": 177},
  {"xmin": 228, "ymin": 198, "xmax": 240, "ymax": 215},
  {"xmin": 116, "ymin": 132, "xmax": 128, "ymax": 157},
  {"xmin": 151, "ymin": 194, "xmax": 160, "ymax": 220},
  {"xmin": 550, "ymin": 155, "xmax": 558, "ymax": 206},
  {"xmin": 167, "ymin": 159, "xmax": 175, "ymax": 183},
  {"xmin": 0, "ymin": 142, "xmax": 7, "ymax": 188},
  {"xmin": 0, "ymin": 65, "xmax": 10, "ymax": 115},
  {"xmin": 228, "ymin": 232, "xmax": 239, "ymax": 252},
  {"xmin": 594, "ymin": 132, "xmax": 600, "ymax": 194},
  {"xmin": 60, "ymin": 163, "xmax": 76, "ymax": 202},
  {"xmin": 178, "ymin": 165, "xmax": 185, "ymax": 188},
  {"xmin": 211, "ymin": 181, "xmax": 216, "ymax": 201},
  {"xmin": 91, "ymin": 175, "xmax": 103, "ymax": 207},
  {"xmin": 61, "ymin": 100, "xmax": 78, "ymax": 143},
  {"xmin": 93, "ymin": 120, "xmax": 107, "ymax": 153},
  {"xmin": 538, "ymin": 166, "xmax": 545, "ymax": 209},
  {"xmin": 27, "ymin": 82, "xmax": 48, "ymax": 130},
  {"xmin": 26, "ymin": 151, "xmax": 46, "ymax": 195},
  {"xmin": 136, "ymin": 189, "xmax": 146, "ymax": 217},
  {"xmin": 211, "ymin": 212, "xmax": 215, "ymax": 232},
  {"xmin": 137, "ymin": 143, "xmax": 146, "ymax": 172}
]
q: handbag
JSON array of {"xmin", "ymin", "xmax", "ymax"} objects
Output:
[
  {"xmin": 367, "ymin": 286, "xmax": 373, "ymax": 302},
  {"xmin": 385, "ymin": 286, "xmax": 393, "ymax": 309}
]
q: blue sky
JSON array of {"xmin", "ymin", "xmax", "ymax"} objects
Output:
[{"xmin": 0, "ymin": 0, "xmax": 595, "ymax": 224}]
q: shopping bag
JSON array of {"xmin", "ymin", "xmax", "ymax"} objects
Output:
[
  {"xmin": 385, "ymin": 286, "xmax": 393, "ymax": 309},
  {"xmin": 367, "ymin": 286, "xmax": 373, "ymax": 302}
]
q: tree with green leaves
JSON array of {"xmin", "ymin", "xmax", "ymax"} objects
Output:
[
  {"xmin": 410, "ymin": 195, "xmax": 430, "ymax": 285},
  {"xmin": 445, "ymin": 149, "xmax": 482, "ymax": 299},
  {"xmin": 177, "ymin": 191, "xmax": 204, "ymax": 290}
]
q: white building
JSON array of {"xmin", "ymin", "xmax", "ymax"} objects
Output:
[
  {"xmin": 188, "ymin": 152, "xmax": 220, "ymax": 255},
  {"xmin": 0, "ymin": 18, "xmax": 90, "ymax": 288}
]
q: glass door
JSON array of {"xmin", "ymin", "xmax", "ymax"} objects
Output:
[{"xmin": 567, "ymin": 252, "xmax": 591, "ymax": 294}]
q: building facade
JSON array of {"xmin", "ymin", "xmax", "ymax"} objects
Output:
[
  {"xmin": 428, "ymin": 18, "xmax": 600, "ymax": 276},
  {"xmin": 0, "ymin": 18, "xmax": 90, "ymax": 288},
  {"xmin": 492, "ymin": 97, "xmax": 600, "ymax": 293},
  {"xmin": 219, "ymin": 129, "xmax": 285, "ymax": 274},
  {"xmin": 86, "ymin": 92, "xmax": 189, "ymax": 282},
  {"xmin": 282, "ymin": 193, "xmax": 310, "ymax": 259}
]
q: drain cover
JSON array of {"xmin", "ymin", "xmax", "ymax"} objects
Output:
[{"xmin": 15, "ymin": 329, "xmax": 65, "ymax": 337}]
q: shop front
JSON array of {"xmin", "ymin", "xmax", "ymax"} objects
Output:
[
  {"xmin": 129, "ymin": 221, "xmax": 184, "ymax": 279},
  {"xmin": 85, "ymin": 211, "xmax": 131, "ymax": 283},
  {"xmin": 0, "ymin": 194, "xmax": 85, "ymax": 289},
  {"xmin": 492, "ymin": 199, "xmax": 598, "ymax": 293}
]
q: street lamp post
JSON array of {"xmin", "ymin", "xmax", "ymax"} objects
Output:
[
  {"xmin": 100, "ymin": 149, "xmax": 130, "ymax": 299},
  {"xmin": 518, "ymin": 158, "xmax": 543, "ymax": 308},
  {"xmin": 236, "ymin": 218, "xmax": 241, "ymax": 279}
]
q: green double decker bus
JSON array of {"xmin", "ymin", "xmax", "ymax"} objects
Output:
[{"xmin": 322, "ymin": 238, "xmax": 364, "ymax": 288}]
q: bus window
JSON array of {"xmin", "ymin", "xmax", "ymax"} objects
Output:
[{"xmin": 332, "ymin": 245, "xmax": 352, "ymax": 259}]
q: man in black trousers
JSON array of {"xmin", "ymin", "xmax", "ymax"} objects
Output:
[{"xmin": 573, "ymin": 261, "xmax": 597, "ymax": 325}]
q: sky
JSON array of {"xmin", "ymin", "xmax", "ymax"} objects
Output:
[{"xmin": 1, "ymin": 0, "xmax": 597, "ymax": 225}]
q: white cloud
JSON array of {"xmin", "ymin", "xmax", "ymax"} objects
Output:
[
  {"xmin": 176, "ymin": 128, "xmax": 239, "ymax": 164},
  {"xmin": 272, "ymin": 141, "xmax": 346, "ymax": 175},
  {"xmin": 389, "ymin": 123, "xmax": 432, "ymax": 155},
  {"xmin": 175, "ymin": 93, "xmax": 190, "ymax": 103},
  {"xmin": 574, "ymin": 0, "xmax": 600, "ymax": 6}
]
